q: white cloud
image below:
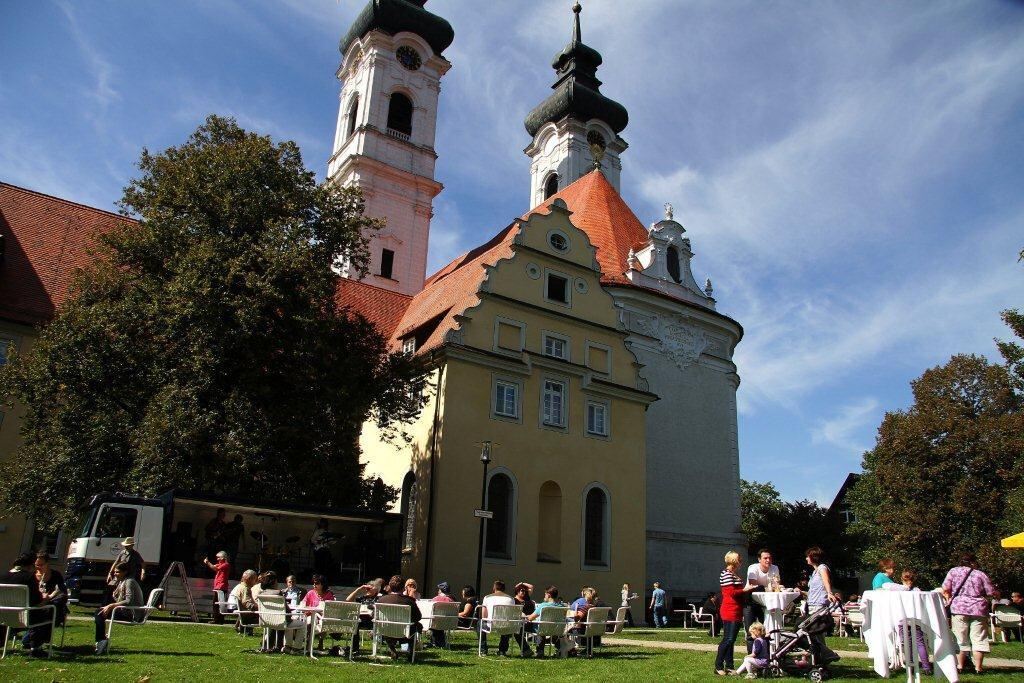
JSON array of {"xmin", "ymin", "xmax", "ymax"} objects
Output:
[
  {"xmin": 56, "ymin": 1, "xmax": 120, "ymax": 117},
  {"xmin": 811, "ymin": 397, "xmax": 880, "ymax": 455}
]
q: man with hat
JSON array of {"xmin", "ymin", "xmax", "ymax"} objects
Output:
[
  {"xmin": 428, "ymin": 581, "xmax": 455, "ymax": 647},
  {"xmin": 107, "ymin": 537, "xmax": 145, "ymax": 587}
]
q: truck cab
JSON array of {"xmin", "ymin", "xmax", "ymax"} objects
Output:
[{"xmin": 66, "ymin": 494, "xmax": 165, "ymax": 604}]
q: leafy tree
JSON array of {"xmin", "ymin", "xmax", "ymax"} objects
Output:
[
  {"xmin": 849, "ymin": 354, "xmax": 1024, "ymax": 587},
  {"xmin": 0, "ymin": 115, "xmax": 426, "ymax": 531},
  {"xmin": 740, "ymin": 479, "xmax": 785, "ymax": 551}
]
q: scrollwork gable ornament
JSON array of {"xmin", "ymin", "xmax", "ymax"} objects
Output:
[{"xmin": 659, "ymin": 317, "xmax": 708, "ymax": 369}]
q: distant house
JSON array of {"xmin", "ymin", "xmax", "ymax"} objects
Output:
[{"xmin": 828, "ymin": 473, "xmax": 860, "ymax": 527}]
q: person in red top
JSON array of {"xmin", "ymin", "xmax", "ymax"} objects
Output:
[
  {"xmin": 714, "ymin": 551, "xmax": 757, "ymax": 675},
  {"xmin": 203, "ymin": 551, "xmax": 232, "ymax": 624}
]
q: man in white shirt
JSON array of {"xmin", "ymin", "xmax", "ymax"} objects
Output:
[
  {"xmin": 481, "ymin": 579, "xmax": 516, "ymax": 655},
  {"xmin": 744, "ymin": 549, "xmax": 780, "ymax": 653}
]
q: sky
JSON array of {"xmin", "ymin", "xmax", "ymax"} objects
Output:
[{"xmin": 2, "ymin": 0, "xmax": 1022, "ymax": 505}]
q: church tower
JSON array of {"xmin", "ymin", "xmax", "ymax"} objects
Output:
[
  {"xmin": 524, "ymin": 2, "xmax": 628, "ymax": 208},
  {"xmin": 329, "ymin": 0, "xmax": 454, "ymax": 296}
]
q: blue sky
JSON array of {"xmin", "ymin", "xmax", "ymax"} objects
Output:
[{"xmin": 2, "ymin": 1, "xmax": 1022, "ymax": 505}]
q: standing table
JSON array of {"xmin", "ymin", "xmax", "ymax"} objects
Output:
[
  {"xmin": 751, "ymin": 590, "xmax": 801, "ymax": 648},
  {"xmin": 861, "ymin": 590, "xmax": 959, "ymax": 682}
]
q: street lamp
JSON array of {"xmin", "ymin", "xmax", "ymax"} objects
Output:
[{"xmin": 474, "ymin": 440, "xmax": 491, "ymax": 599}]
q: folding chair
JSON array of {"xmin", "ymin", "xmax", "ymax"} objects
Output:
[
  {"xmin": 426, "ymin": 601, "xmax": 460, "ymax": 649},
  {"xmin": 478, "ymin": 603, "xmax": 525, "ymax": 657},
  {"xmin": 105, "ymin": 588, "xmax": 163, "ymax": 652},
  {"xmin": 310, "ymin": 600, "xmax": 360, "ymax": 660},
  {"xmin": 528, "ymin": 605, "xmax": 568, "ymax": 657},
  {"xmin": 0, "ymin": 584, "xmax": 57, "ymax": 659},
  {"xmin": 256, "ymin": 594, "xmax": 305, "ymax": 653},
  {"xmin": 372, "ymin": 602, "xmax": 420, "ymax": 663}
]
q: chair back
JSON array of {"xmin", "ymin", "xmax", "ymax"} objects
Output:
[
  {"xmin": 319, "ymin": 600, "xmax": 361, "ymax": 636},
  {"xmin": 846, "ymin": 610, "xmax": 865, "ymax": 626},
  {"xmin": 374, "ymin": 602, "xmax": 413, "ymax": 639},
  {"xmin": 486, "ymin": 603, "xmax": 524, "ymax": 636},
  {"xmin": 0, "ymin": 584, "xmax": 30, "ymax": 628},
  {"xmin": 582, "ymin": 607, "xmax": 611, "ymax": 638},
  {"xmin": 536, "ymin": 606, "xmax": 569, "ymax": 637},
  {"xmin": 993, "ymin": 605, "xmax": 1022, "ymax": 626},
  {"xmin": 137, "ymin": 588, "xmax": 163, "ymax": 623},
  {"xmin": 608, "ymin": 606, "xmax": 628, "ymax": 635},
  {"xmin": 257, "ymin": 594, "xmax": 289, "ymax": 629},
  {"xmin": 429, "ymin": 601, "xmax": 460, "ymax": 632},
  {"xmin": 689, "ymin": 602, "xmax": 700, "ymax": 616}
]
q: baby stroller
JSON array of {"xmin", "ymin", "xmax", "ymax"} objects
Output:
[{"xmin": 765, "ymin": 600, "xmax": 841, "ymax": 681}]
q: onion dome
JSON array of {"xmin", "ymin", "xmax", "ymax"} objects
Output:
[
  {"xmin": 524, "ymin": 2, "xmax": 628, "ymax": 137},
  {"xmin": 340, "ymin": 0, "xmax": 454, "ymax": 57}
]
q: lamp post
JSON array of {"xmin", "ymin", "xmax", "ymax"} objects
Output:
[{"xmin": 474, "ymin": 440, "xmax": 491, "ymax": 599}]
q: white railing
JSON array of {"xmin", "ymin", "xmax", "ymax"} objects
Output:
[{"xmin": 386, "ymin": 128, "xmax": 411, "ymax": 142}]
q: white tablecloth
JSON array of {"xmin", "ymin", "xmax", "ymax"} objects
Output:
[
  {"xmin": 861, "ymin": 590, "xmax": 959, "ymax": 682},
  {"xmin": 751, "ymin": 591, "xmax": 801, "ymax": 646},
  {"xmin": 417, "ymin": 599, "xmax": 434, "ymax": 630}
]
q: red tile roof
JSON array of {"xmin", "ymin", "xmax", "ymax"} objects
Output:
[
  {"xmin": 0, "ymin": 182, "xmax": 129, "ymax": 327},
  {"xmin": 526, "ymin": 169, "xmax": 648, "ymax": 285},
  {"xmin": 335, "ymin": 277, "xmax": 412, "ymax": 339}
]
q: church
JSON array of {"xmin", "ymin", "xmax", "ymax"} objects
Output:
[{"xmin": 333, "ymin": 0, "xmax": 745, "ymax": 610}]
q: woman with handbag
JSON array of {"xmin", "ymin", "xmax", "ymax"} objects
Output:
[{"xmin": 942, "ymin": 553, "xmax": 998, "ymax": 674}]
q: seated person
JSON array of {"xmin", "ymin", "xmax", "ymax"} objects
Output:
[
  {"xmin": 302, "ymin": 575, "xmax": 341, "ymax": 654},
  {"xmin": 514, "ymin": 582, "xmax": 536, "ymax": 656},
  {"xmin": 702, "ymin": 592, "xmax": 721, "ymax": 636},
  {"xmin": 526, "ymin": 585, "xmax": 564, "ymax": 657},
  {"xmin": 458, "ymin": 585, "xmax": 479, "ymax": 629},
  {"xmin": 564, "ymin": 586, "xmax": 597, "ymax": 656},
  {"xmin": 283, "ymin": 574, "xmax": 306, "ymax": 605},
  {"xmin": 7, "ymin": 553, "xmax": 49, "ymax": 657},
  {"xmin": 1006, "ymin": 592, "xmax": 1023, "ymax": 642},
  {"xmin": 94, "ymin": 563, "xmax": 143, "ymax": 655},
  {"xmin": 481, "ymin": 580, "xmax": 515, "ymax": 656},
  {"xmin": 346, "ymin": 578, "xmax": 383, "ymax": 652},
  {"xmin": 429, "ymin": 581, "xmax": 455, "ymax": 647},
  {"xmin": 34, "ymin": 553, "xmax": 68, "ymax": 628},
  {"xmin": 376, "ymin": 575, "xmax": 422, "ymax": 661},
  {"xmin": 230, "ymin": 569, "xmax": 259, "ymax": 634},
  {"xmin": 900, "ymin": 570, "xmax": 933, "ymax": 675}
]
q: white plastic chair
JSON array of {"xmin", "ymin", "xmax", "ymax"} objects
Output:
[
  {"xmin": 993, "ymin": 605, "xmax": 1022, "ymax": 642},
  {"xmin": 0, "ymin": 584, "xmax": 57, "ymax": 659},
  {"xmin": 607, "ymin": 606, "xmax": 629, "ymax": 635},
  {"xmin": 372, "ymin": 602, "xmax": 420, "ymax": 663},
  {"xmin": 105, "ymin": 588, "xmax": 163, "ymax": 651},
  {"xmin": 478, "ymin": 603, "xmax": 524, "ymax": 657},
  {"xmin": 845, "ymin": 609, "xmax": 865, "ymax": 641},
  {"xmin": 691, "ymin": 605, "xmax": 715, "ymax": 635},
  {"xmin": 256, "ymin": 594, "xmax": 305, "ymax": 653},
  {"xmin": 426, "ymin": 601, "xmax": 460, "ymax": 649},
  {"xmin": 568, "ymin": 606, "xmax": 611, "ymax": 658},
  {"xmin": 310, "ymin": 600, "xmax": 360, "ymax": 660},
  {"xmin": 529, "ymin": 605, "xmax": 568, "ymax": 657}
]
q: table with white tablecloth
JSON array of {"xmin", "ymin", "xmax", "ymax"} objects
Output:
[
  {"xmin": 751, "ymin": 590, "xmax": 801, "ymax": 647},
  {"xmin": 417, "ymin": 599, "xmax": 435, "ymax": 631},
  {"xmin": 861, "ymin": 590, "xmax": 959, "ymax": 682}
]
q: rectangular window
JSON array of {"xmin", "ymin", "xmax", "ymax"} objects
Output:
[
  {"xmin": 545, "ymin": 273, "xmax": 569, "ymax": 304},
  {"xmin": 494, "ymin": 381, "xmax": 519, "ymax": 418},
  {"xmin": 379, "ymin": 248, "xmax": 395, "ymax": 279},
  {"xmin": 587, "ymin": 401, "xmax": 609, "ymax": 436},
  {"xmin": 95, "ymin": 506, "xmax": 138, "ymax": 539},
  {"xmin": 543, "ymin": 335, "xmax": 567, "ymax": 360},
  {"xmin": 402, "ymin": 337, "xmax": 416, "ymax": 354},
  {"xmin": 542, "ymin": 379, "xmax": 566, "ymax": 427}
]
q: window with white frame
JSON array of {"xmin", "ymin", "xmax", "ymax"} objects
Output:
[
  {"xmin": 586, "ymin": 401, "xmax": 609, "ymax": 436},
  {"xmin": 494, "ymin": 380, "xmax": 519, "ymax": 419},
  {"xmin": 542, "ymin": 379, "xmax": 566, "ymax": 427},
  {"xmin": 543, "ymin": 334, "xmax": 568, "ymax": 360},
  {"xmin": 402, "ymin": 337, "xmax": 416, "ymax": 354}
]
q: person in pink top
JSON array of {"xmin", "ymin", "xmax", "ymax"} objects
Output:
[
  {"xmin": 301, "ymin": 574, "xmax": 336, "ymax": 614},
  {"xmin": 203, "ymin": 551, "xmax": 231, "ymax": 624},
  {"xmin": 942, "ymin": 553, "xmax": 998, "ymax": 674},
  {"xmin": 429, "ymin": 581, "xmax": 455, "ymax": 647}
]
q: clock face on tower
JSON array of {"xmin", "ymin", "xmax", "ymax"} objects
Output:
[{"xmin": 396, "ymin": 46, "xmax": 422, "ymax": 71}]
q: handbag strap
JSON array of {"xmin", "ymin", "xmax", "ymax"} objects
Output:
[{"xmin": 951, "ymin": 568, "xmax": 974, "ymax": 600}]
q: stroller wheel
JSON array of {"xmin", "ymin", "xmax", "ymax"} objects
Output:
[{"xmin": 808, "ymin": 668, "xmax": 828, "ymax": 683}]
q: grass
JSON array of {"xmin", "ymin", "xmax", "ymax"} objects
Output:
[{"xmin": 1, "ymin": 616, "xmax": 1022, "ymax": 682}]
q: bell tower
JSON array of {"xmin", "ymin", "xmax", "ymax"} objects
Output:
[
  {"xmin": 329, "ymin": 0, "xmax": 454, "ymax": 296},
  {"xmin": 524, "ymin": 2, "xmax": 628, "ymax": 208}
]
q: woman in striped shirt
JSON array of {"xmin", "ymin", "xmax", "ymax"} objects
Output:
[{"xmin": 715, "ymin": 551, "xmax": 757, "ymax": 675}]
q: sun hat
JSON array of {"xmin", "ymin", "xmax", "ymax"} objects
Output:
[{"xmin": 122, "ymin": 537, "xmax": 136, "ymax": 547}]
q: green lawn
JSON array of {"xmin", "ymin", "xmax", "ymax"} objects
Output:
[{"xmin": 2, "ymin": 618, "xmax": 1022, "ymax": 682}]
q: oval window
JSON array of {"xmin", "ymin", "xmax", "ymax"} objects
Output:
[{"xmin": 548, "ymin": 231, "xmax": 569, "ymax": 252}]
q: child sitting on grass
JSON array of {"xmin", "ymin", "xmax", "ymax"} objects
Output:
[{"xmin": 734, "ymin": 622, "xmax": 769, "ymax": 678}]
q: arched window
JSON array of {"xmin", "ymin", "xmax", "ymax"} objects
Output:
[
  {"xmin": 582, "ymin": 483, "xmax": 610, "ymax": 568},
  {"xmin": 485, "ymin": 472, "xmax": 515, "ymax": 560},
  {"xmin": 346, "ymin": 94, "xmax": 359, "ymax": 138},
  {"xmin": 666, "ymin": 246, "xmax": 681, "ymax": 283},
  {"xmin": 386, "ymin": 92, "xmax": 413, "ymax": 136},
  {"xmin": 401, "ymin": 472, "xmax": 417, "ymax": 551},
  {"xmin": 544, "ymin": 173, "xmax": 559, "ymax": 200},
  {"xmin": 537, "ymin": 481, "xmax": 562, "ymax": 562}
]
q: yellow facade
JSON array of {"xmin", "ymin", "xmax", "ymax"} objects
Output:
[{"xmin": 359, "ymin": 202, "xmax": 654, "ymax": 604}]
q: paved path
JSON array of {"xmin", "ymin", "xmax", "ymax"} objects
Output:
[{"xmin": 603, "ymin": 637, "xmax": 1024, "ymax": 671}]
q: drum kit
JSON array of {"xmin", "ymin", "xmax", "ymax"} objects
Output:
[{"xmin": 251, "ymin": 531, "xmax": 302, "ymax": 574}]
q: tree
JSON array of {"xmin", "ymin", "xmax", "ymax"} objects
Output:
[
  {"xmin": 0, "ymin": 116, "xmax": 426, "ymax": 531},
  {"xmin": 740, "ymin": 479, "xmax": 785, "ymax": 551},
  {"xmin": 849, "ymin": 354, "xmax": 1024, "ymax": 587}
]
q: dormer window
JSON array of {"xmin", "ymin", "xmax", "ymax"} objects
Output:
[{"xmin": 402, "ymin": 337, "xmax": 416, "ymax": 354}]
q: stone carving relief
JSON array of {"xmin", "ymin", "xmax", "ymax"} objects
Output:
[{"xmin": 659, "ymin": 317, "xmax": 708, "ymax": 369}]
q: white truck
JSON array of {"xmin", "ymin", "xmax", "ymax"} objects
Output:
[{"xmin": 65, "ymin": 490, "xmax": 401, "ymax": 607}]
